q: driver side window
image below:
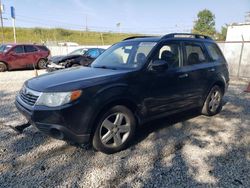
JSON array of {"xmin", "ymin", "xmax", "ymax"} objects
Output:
[{"xmin": 154, "ymin": 43, "xmax": 180, "ymax": 68}]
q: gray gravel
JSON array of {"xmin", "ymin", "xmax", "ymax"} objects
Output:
[{"xmin": 0, "ymin": 70, "xmax": 250, "ymax": 187}]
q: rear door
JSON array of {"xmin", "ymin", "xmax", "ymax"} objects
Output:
[
  {"xmin": 180, "ymin": 41, "xmax": 214, "ymax": 106},
  {"xmin": 24, "ymin": 45, "xmax": 39, "ymax": 67}
]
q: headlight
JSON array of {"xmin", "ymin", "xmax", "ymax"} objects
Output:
[{"xmin": 36, "ymin": 90, "xmax": 82, "ymax": 107}]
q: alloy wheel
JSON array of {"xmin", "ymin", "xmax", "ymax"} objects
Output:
[
  {"xmin": 99, "ymin": 113, "xmax": 131, "ymax": 148},
  {"xmin": 208, "ymin": 90, "xmax": 221, "ymax": 112}
]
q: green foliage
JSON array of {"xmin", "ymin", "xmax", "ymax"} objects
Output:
[
  {"xmin": 1, "ymin": 27, "xmax": 138, "ymax": 45},
  {"xmin": 192, "ymin": 9, "xmax": 216, "ymax": 37},
  {"xmin": 216, "ymin": 25, "xmax": 228, "ymax": 41}
]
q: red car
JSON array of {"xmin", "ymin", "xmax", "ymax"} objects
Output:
[{"xmin": 0, "ymin": 44, "xmax": 50, "ymax": 72}]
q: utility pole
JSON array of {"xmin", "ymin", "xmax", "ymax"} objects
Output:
[{"xmin": 0, "ymin": 0, "xmax": 4, "ymax": 43}]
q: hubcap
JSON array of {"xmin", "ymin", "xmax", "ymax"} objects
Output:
[
  {"xmin": 99, "ymin": 113, "xmax": 131, "ymax": 147},
  {"xmin": 209, "ymin": 90, "xmax": 221, "ymax": 112}
]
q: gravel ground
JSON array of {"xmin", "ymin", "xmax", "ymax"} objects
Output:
[{"xmin": 0, "ymin": 70, "xmax": 249, "ymax": 188}]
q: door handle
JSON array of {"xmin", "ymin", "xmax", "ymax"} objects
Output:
[
  {"xmin": 178, "ymin": 73, "xmax": 188, "ymax": 78},
  {"xmin": 208, "ymin": 68, "xmax": 215, "ymax": 72}
]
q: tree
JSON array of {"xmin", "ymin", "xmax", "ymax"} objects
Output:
[
  {"xmin": 192, "ymin": 9, "xmax": 216, "ymax": 37},
  {"xmin": 216, "ymin": 25, "xmax": 228, "ymax": 41}
]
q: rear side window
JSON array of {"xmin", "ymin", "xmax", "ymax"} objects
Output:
[
  {"xmin": 205, "ymin": 43, "xmax": 225, "ymax": 62},
  {"xmin": 24, "ymin": 45, "xmax": 38, "ymax": 53},
  {"xmin": 184, "ymin": 42, "xmax": 207, "ymax": 66},
  {"xmin": 13, "ymin": 46, "xmax": 25, "ymax": 53}
]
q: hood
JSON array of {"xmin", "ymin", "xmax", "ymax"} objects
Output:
[
  {"xmin": 50, "ymin": 54, "xmax": 82, "ymax": 64},
  {"xmin": 26, "ymin": 67, "xmax": 132, "ymax": 92}
]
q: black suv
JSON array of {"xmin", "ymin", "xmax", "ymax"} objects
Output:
[{"xmin": 15, "ymin": 33, "xmax": 229, "ymax": 154}]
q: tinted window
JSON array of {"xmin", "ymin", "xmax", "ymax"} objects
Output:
[
  {"xmin": 205, "ymin": 43, "xmax": 225, "ymax": 62},
  {"xmin": 13, "ymin": 46, "xmax": 25, "ymax": 54},
  {"xmin": 184, "ymin": 43, "xmax": 207, "ymax": 66},
  {"xmin": 152, "ymin": 43, "xmax": 180, "ymax": 69},
  {"xmin": 24, "ymin": 45, "xmax": 37, "ymax": 53}
]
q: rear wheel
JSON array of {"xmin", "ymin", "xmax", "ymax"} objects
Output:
[
  {"xmin": 92, "ymin": 105, "xmax": 136, "ymax": 154},
  {"xmin": 37, "ymin": 59, "xmax": 47, "ymax": 69},
  {"xmin": 0, "ymin": 62, "xmax": 7, "ymax": 72},
  {"xmin": 202, "ymin": 85, "xmax": 223, "ymax": 116}
]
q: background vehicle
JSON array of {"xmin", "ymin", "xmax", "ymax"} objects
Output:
[
  {"xmin": 0, "ymin": 44, "xmax": 50, "ymax": 72},
  {"xmin": 15, "ymin": 33, "xmax": 229, "ymax": 154},
  {"xmin": 46, "ymin": 48, "xmax": 105, "ymax": 72}
]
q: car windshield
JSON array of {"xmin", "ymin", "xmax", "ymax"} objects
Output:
[
  {"xmin": 69, "ymin": 48, "xmax": 88, "ymax": 55},
  {"xmin": 91, "ymin": 41, "xmax": 156, "ymax": 70},
  {"xmin": 0, "ymin": 44, "xmax": 12, "ymax": 52}
]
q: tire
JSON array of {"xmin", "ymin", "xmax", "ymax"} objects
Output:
[
  {"xmin": 37, "ymin": 59, "xmax": 47, "ymax": 69},
  {"xmin": 202, "ymin": 85, "xmax": 223, "ymax": 116},
  {"xmin": 0, "ymin": 62, "xmax": 7, "ymax": 72},
  {"xmin": 92, "ymin": 105, "xmax": 136, "ymax": 154}
]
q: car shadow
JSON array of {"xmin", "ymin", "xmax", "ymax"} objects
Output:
[{"xmin": 132, "ymin": 108, "xmax": 201, "ymax": 147}]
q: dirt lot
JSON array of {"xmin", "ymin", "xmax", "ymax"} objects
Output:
[{"xmin": 0, "ymin": 70, "xmax": 249, "ymax": 187}]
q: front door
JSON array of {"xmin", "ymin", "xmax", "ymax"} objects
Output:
[
  {"xmin": 8, "ymin": 45, "xmax": 27, "ymax": 69},
  {"xmin": 144, "ymin": 41, "xmax": 191, "ymax": 117}
]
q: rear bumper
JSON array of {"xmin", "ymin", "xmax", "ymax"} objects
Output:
[{"xmin": 15, "ymin": 98, "xmax": 90, "ymax": 144}]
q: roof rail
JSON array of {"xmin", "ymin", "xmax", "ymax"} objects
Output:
[
  {"xmin": 123, "ymin": 36, "xmax": 156, "ymax": 41},
  {"xmin": 161, "ymin": 33, "xmax": 212, "ymax": 40}
]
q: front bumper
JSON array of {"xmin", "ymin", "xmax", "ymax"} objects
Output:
[{"xmin": 15, "ymin": 96, "xmax": 90, "ymax": 144}]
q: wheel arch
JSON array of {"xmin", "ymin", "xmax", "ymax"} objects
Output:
[{"xmin": 89, "ymin": 97, "xmax": 140, "ymax": 137}]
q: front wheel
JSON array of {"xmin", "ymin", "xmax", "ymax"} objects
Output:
[
  {"xmin": 202, "ymin": 85, "xmax": 223, "ymax": 116},
  {"xmin": 92, "ymin": 105, "xmax": 136, "ymax": 154}
]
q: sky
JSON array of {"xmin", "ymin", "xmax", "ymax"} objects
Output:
[{"xmin": 2, "ymin": 0, "xmax": 250, "ymax": 34}]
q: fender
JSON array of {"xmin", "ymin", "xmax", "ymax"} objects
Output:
[{"xmin": 86, "ymin": 83, "xmax": 143, "ymax": 133}]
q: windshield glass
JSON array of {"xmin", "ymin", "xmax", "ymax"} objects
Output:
[
  {"xmin": 0, "ymin": 44, "xmax": 12, "ymax": 53},
  {"xmin": 91, "ymin": 41, "xmax": 156, "ymax": 70},
  {"xmin": 69, "ymin": 48, "xmax": 88, "ymax": 55}
]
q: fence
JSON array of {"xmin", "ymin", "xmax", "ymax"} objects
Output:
[
  {"xmin": 47, "ymin": 45, "xmax": 110, "ymax": 56},
  {"xmin": 47, "ymin": 41, "xmax": 250, "ymax": 79},
  {"xmin": 217, "ymin": 41, "xmax": 250, "ymax": 78}
]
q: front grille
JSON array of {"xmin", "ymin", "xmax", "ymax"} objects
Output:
[{"xmin": 19, "ymin": 86, "xmax": 40, "ymax": 106}]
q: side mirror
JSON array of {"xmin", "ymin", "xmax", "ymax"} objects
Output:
[{"xmin": 150, "ymin": 60, "xmax": 169, "ymax": 71}]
